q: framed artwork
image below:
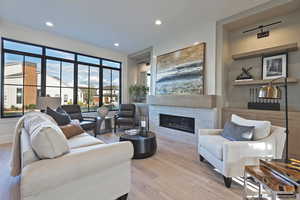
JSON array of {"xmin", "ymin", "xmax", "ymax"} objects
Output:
[
  {"xmin": 262, "ymin": 53, "xmax": 288, "ymax": 80},
  {"xmin": 155, "ymin": 43, "xmax": 205, "ymax": 96}
]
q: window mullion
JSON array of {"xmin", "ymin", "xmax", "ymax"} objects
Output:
[
  {"xmin": 60, "ymin": 61, "xmax": 62, "ymax": 102},
  {"xmin": 41, "ymin": 47, "xmax": 46, "ymax": 96},
  {"xmin": 74, "ymin": 54, "xmax": 78, "ymax": 104},
  {"xmin": 88, "ymin": 66, "xmax": 90, "ymax": 112},
  {"xmin": 22, "ymin": 55, "xmax": 25, "ymax": 114},
  {"xmin": 100, "ymin": 65, "xmax": 103, "ymax": 107},
  {"xmin": 110, "ymin": 69, "xmax": 112, "ymax": 104}
]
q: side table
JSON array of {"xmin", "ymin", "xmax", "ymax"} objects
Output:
[
  {"xmin": 244, "ymin": 165, "xmax": 298, "ymax": 200},
  {"xmin": 100, "ymin": 116, "xmax": 114, "ymax": 134},
  {"xmin": 119, "ymin": 131, "xmax": 157, "ymax": 159}
]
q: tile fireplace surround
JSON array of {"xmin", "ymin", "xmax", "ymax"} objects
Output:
[{"xmin": 149, "ymin": 105, "xmax": 217, "ymax": 144}]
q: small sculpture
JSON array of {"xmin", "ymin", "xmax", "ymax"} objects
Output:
[{"xmin": 236, "ymin": 67, "xmax": 253, "ymax": 80}]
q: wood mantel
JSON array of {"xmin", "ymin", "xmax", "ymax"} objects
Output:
[{"xmin": 147, "ymin": 95, "xmax": 216, "ymax": 109}]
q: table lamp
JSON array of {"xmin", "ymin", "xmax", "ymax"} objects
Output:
[{"xmin": 37, "ymin": 96, "xmax": 61, "ymax": 112}]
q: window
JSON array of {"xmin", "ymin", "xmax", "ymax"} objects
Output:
[
  {"xmin": 46, "ymin": 48, "xmax": 75, "ymax": 60},
  {"xmin": 78, "ymin": 55, "xmax": 100, "ymax": 65},
  {"xmin": 2, "ymin": 51, "xmax": 41, "ymax": 117},
  {"xmin": 102, "ymin": 59, "xmax": 121, "ymax": 69},
  {"xmin": 16, "ymin": 88, "xmax": 23, "ymax": 104},
  {"xmin": 78, "ymin": 65, "xmax": 100, "ymax": 112},
  {"xmin": 3, "ymin": 40, "xmax": 42, "ymax": 55},
  {"xmin": 102, "ymin": 68, "xmax": 120, "ymax": 110},
  {"xmin": 147, "ymin": 69, "xmax": 151, "ymax": 94},
  {"xmin": 1, "ymin": 38, "xmax": 122, "ymax": 117},
  {"xmin": 46, "ymin": 60, "xmax": 74, "ymax": 105}
]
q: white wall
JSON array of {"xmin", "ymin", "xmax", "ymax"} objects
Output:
[
  {"xmin": 0, "ymin": 20, "xmax": 129, "ymax": 143},
  {"xmin": 151, "ymin": 20, "xmax": 217, "ymax": 95}
]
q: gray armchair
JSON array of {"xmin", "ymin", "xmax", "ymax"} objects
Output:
[
  {"xmin": 114, "ymin": 104, "xmax": 136, "ymax": 131},
  {"xmin": 61, "ymin": 104, "xmax": 103, "ymax": 136}
]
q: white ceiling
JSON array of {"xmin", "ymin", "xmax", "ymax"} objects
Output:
[{"xmin": 0, "ymin": 0, "xmax": 271, "ymax": 54}]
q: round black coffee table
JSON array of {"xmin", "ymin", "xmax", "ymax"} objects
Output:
[{"xmin": 119, "ymin": 131, "xmax": 157, "ymax": 159}]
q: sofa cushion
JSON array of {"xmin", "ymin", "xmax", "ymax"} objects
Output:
[
  {"xmin": 80, "ymin": 120, "xmax": 96, "ymax": 131},
  {"xmin": 116, "ymin": 117, "xmax": 134, "ymax": 124},
  {"xmin": 231, "ymin": 114, "xmax": 271, "ymax": 140},
  {"xmin": 21, "ymin": 129, "xmax": 39, "ymax": 168},
  {"xmin": 199, "ymin": 135, "xmax": 229, "ymax": 161},
  {"xmin": 67, "ymin": 133, "xmax": 104, "ymax": 149},
  {"xmin": 25, "ymin": 114, "xmax": 70, "ymax": 159},
  {"xmin": 24, "ymin": 113, "xmax": 55, "ymax": 134},
  {"xmin": 221, "ymin": 121, "xmax": 255, "ymax": 141},
  {"xmin": 60, "ymin": 124, "xmax": 85, "ymax": 139},
  {"xmin": 46, "ymin": 107, "xmax": 71, "ymax": 126},
  {"xmin": 118, "ymin": 111, "xmax": 134, "ymax": 118},
  {"xmin": 61, "ymin": 105, "xmax": 83, "ymax": 121}
]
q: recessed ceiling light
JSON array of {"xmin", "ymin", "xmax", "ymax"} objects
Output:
[
  {"xmin": 45, "ymin": 22, "xmax": 54, "ymax": 27},
  {"xmin": 155, "ymin": 20, "xmax": 162, "ymax": 25},
  {"xmin": 114, "ymin": 43, "xmax": 119, "ymax": 47}
]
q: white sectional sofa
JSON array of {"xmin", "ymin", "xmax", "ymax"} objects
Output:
[{"xmin": 20, "ymin": 122, "xmax": 133, "ymax": 200}]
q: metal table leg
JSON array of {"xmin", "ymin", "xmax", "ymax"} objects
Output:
[
  {"xmin": 243, "ymin": 170, "xmax": 248, "ymax": 200},
  {"xmin": 271, "ymin": 192, "xmax": 276, "ymax": 200}
]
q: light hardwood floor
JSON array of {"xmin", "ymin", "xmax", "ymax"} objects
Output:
[{"xmin": 0, "ymin": 132, "xmax": 243, "ymax": 200}]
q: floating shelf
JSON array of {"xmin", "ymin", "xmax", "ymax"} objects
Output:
[
  {"xmin": 232, "ymin": 43, "xmax": 298, "ymax": 60},
  {"xmin": 233, "ymin": 77, "xmax": 298, "ymax": 86}
]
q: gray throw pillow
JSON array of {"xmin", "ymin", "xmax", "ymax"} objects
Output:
[
  {"xmin": 46, "ymin": 107, "xmax": 71, "ymax": 126},
  {"xmin": 221, "ymin": 121, "xmax": 255, "ymax": 141}
]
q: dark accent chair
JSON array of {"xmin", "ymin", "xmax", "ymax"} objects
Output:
[
  {"xmin": 114, "ymin": 104, "xmax": 136, "ymax": 131},
  {"xmin": 61, "ymin": 104, "xmax": 103, "ymax": 136}
]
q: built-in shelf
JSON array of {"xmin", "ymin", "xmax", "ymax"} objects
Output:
[
  {"xmin": 233, "ymin": 77, "xmax": 298, "ymax": 86},
  {"xmin": 232, "ymin": 43, "xmax": 298, "ymax": 60}
]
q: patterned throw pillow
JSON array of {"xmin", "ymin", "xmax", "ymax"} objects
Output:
[
  {"xmin": 60, "ymin": 124, "xmax": 85, "ymax": 139},
  {"xmin": 46, "ymin": 107, "xmax": 71, "ymax": 126}
]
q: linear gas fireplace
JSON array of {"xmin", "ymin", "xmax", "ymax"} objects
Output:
[{"xmin": 159, "ymin": 114, "xmax": 195, "ymax": 134}]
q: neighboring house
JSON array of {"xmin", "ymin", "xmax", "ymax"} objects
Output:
[
  {"xmin": 4, "ymin": 61, "xmax": 81, "ymax": 111},
  {"xmin": 4, "ymin": 61, "xmax": 119, "ymax": 112},
  {"xmin": 102, "ymin": 85, "xmax": 119, "ymax": 106}
]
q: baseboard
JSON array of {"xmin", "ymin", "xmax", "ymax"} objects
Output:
[{"xmin": 0, "ymin": 134, "xmax": 13, "ymax": 144}]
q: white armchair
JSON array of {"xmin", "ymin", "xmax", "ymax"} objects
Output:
[{"xmin": 198, "ymin": 126, "xmax": 286, "ymax": 188}]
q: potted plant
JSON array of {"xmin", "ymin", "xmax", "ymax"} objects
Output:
[{"xmin": 129, "ymin": 84, "xmax": 149, "ymax": 102}]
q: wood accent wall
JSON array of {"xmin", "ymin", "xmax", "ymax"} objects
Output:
[{"xmin": 222, "ymin": 107, "xmax": 300, "ymax": 160}]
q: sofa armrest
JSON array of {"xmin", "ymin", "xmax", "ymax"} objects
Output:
[
  {"xmin": 82, "ymin": 116, "xmax": 97, "ymax": 121},
  {"xmin": 198, "ymin": 129, "xmax": 223, "ymax": 136},
  {"xmin": 21, "ymin": 142, "xmax": 134, "ymax": 198}
]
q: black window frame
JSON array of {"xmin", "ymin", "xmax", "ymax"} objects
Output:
[
  {"xmin": 1, "ymin": 51, "xmax": 43, "ymax": 117},
  {"xmin": 1, "ymin": 37, "xmax": 122, "ymax": 118}
]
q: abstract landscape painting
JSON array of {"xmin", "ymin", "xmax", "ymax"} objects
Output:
[{"xmin": 156, "ymin": 43, "xmax": 205, "ymax": 95}]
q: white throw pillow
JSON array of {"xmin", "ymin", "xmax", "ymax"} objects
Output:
[
  {"xmin": 24, "ymin": 112, "xmax": 57, "ymax": 133},
  {"xmin": 24, "ymin": 114, "xmax": 70, "ymax": 159},
  {"xmin": 231, "ymin": 114, "xmax": 271, "ymax": 140}
]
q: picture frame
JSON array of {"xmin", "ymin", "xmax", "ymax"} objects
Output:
[
  {"xmin": 262, "ymin": 53, "xmax": 288, "ymax": 80},
  {"xmin": 155, "ymin": 43, "xmax": 206, "ymax": 96}
]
